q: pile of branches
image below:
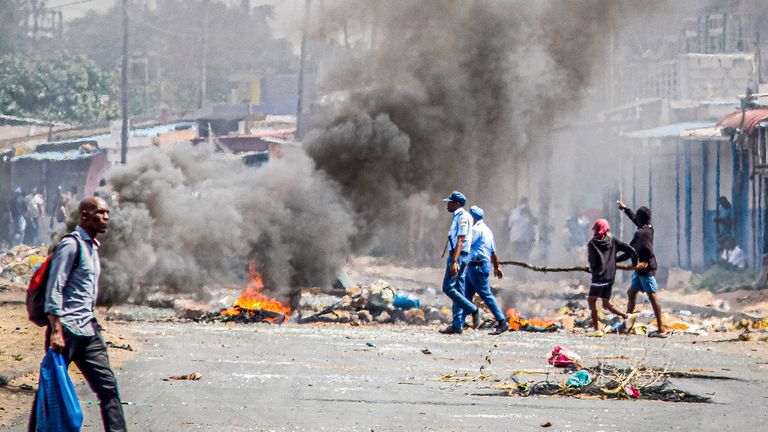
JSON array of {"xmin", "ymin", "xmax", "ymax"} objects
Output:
[{"xmin": 500, "ymin": 363, "xmax": 727, "ymax": 403}]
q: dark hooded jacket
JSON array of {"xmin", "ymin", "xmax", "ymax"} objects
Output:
[
  {"xmin": 588, "ymin": 233, "xmax": 638, "ymax": 284},
  {"xmin": 623, "ymin": 206, "xmax": 657, "ymax": 276}
]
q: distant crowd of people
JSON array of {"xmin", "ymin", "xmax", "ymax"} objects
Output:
[{"xmin": 1, "ymin": 185, "xmax": 79, "ymax": 248}]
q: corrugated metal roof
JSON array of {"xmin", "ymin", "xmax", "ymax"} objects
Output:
[
  {"xmin": 11, "ymin": 148, "xmax": 103, "ymax": 162},
  {"xmin": 622, "ymin": 121, "xmax": 716, "ymax": 139},
  {"xmin": 717, "ymin": 108, "xmax": 768, "ymax": 135}
]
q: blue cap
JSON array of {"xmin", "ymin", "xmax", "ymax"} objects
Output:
[
  {"xmin": 442, "ymin": 191, "xmax": 466, "ymax": 205},
  {"xmin": 469, "ymin": 205, "xmax": 484, "ymax": 220}
]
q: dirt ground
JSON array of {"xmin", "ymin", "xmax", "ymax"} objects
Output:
[{"xmin": 0, "ymin": 279, "xmax": 136, "ymax": 430}]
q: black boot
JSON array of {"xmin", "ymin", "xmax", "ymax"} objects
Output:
[{"xmin": 489, "ymin": 319, "xmax": 509, "ymax": 335}]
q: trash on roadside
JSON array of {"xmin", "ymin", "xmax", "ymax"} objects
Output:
[
  {"xmin": 367, "ymin": 280, "xmax": 395, "ymax": 309},
  {"xmin": 540, "ymin": 421, "xmax": 553, "ymax": 428},
  {"xmin": 393, "ymin": 292, "xmax": 420, "ymax": 310},
  {"xmin": 421, "ymin": 348, "xmax": 432, "ymax": 355},
  {"xmin": 547, "ymin": 345, "xmax": 581, "ymax": 368},
  {"xmin": 163, "ymin": 372, "xmax": 202, "ymax": 381},
  {"xmin": 566, "ymin": 370, "xmax": 592, "ymax": 387},
  {"xmin": 365, "ymin": 342, "xmax": 377, "ymax": 348},
  {"xmin": 106, "ymin": 341, "xmax": 134, "ymax": 351},
  {"xmin": 624, "ymin": 383, "xmax": 640, "ymax": 398}
]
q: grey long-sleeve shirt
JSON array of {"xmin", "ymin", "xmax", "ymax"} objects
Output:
[{"xmin": 44, "ymin": 225, "xmax": 101, "ymax": 336}]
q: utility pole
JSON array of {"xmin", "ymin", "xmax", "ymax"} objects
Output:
[
  {"xmin": 296, "ymin": 0, "xmax": 311, "ymax": 138},
  {"xmin": 120, "ymin": 0, "xmax": 129, "ymax": 165},
  {"xmin": 199, "ymin": 0, "xmax": 210, "ymax": 109}
]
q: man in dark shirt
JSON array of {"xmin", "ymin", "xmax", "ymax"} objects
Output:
[
  {"xmin": 618, "ymin": 202, "xmax": 666, "ymax": 337},
  {"xmin": 587, "ymin": 218, "xmax": 638, "ymax": 335}
]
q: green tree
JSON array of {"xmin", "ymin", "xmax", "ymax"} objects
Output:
[{"xmin": 0, "ymin": 52, "xmax": 119, "ymax": 125}]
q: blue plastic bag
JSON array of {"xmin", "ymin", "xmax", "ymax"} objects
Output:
[
  {"xmin": 36, "ymin": 349, "xmax": 83, "ymax": 432},
  {"xmin": 566, "ymin": 369, "xmax": 592, "ymax": 388},
  {"xmin": 392, "ymin": 292, "xmax": 420, "ymax": 310}
]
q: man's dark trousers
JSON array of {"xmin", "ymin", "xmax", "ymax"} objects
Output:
[{"xmin": 29, "ymin": 323, "xmax": 127, "ymax": 432}]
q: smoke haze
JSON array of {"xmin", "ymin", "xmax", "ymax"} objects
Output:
[
  {"xmin": 305, "ymin": 0, "xmax": 637, "ymax": 258},
  {"xmin": 95, "ymin": 144, "xmax": 355, "ymax": 306}
]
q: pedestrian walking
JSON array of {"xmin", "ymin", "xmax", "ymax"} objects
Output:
[
  {"xmin": 29, "ymin": 197, "xmax": 128, "ymax": 431},
  {"xmin": 439, "ymin": 191, "xmax": 479, "ymax": 335},
  {"xmin": 464, "ymin": 206, "xmax": 509, "ymax": 335}
]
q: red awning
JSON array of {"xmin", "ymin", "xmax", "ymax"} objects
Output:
[{"xmin": 716, "ymin": 108, "xmax": 768, "ymax": 136}]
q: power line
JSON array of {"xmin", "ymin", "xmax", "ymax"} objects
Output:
[{"xmin": 48, "ymin": 0, "xmax": 94, "ymax": 9}]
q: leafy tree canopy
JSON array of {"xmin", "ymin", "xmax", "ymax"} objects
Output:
[{"xmin": 0, "ymin": 52, "xmax": 119, "ymax": 125}]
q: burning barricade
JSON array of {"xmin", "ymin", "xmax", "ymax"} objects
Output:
[{"xmin": 202, "ymin": 264, "xmax": 292, "ymax": 324}]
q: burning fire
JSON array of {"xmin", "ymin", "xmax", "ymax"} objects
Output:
[
  {"xmin": 506, "ymin": 308, "xmax": 558, "ymax": 331},
  {"xmin": 221, "ymin": 263, "xmax": 292, "ymax": 323}
]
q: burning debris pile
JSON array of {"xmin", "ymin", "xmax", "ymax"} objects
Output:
[
  {"xmin": 97, "ymin": 143, "xmax": 356, "ymax": 306},
  {"xmin": 211, "ymin": 264, "xmax": 292, "ymax": 324}
]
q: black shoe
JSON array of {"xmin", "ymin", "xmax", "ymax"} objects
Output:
[
  {"xmin": 471, "ymin": 309, "xmax": 481, "ymax": 329},
  {"xmin": 489, "ymin": 319, "xmax": 509, "ymax": 335},
  {"xmin": 439, "ymin": 326, "xmax": 463, "ymax": 335}
]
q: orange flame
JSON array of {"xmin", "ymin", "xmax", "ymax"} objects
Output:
[
  {"xmin": 221, "ymin": 263, "xmax": 291, "ymax": 323},
  {"xmin": 506, "ymin": 308, "xmax": 557, "ymax": 331}
]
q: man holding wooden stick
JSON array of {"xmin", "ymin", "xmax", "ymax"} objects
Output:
[{"xmin": 586, "ymin": 218, "xmax": 640, "ymax": 336}]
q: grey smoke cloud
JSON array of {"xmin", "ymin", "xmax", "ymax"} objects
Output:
[
  {"xmin": 305, "ymin": 0, "xmax": 630, "ymax": 258},
  {"xmin": 95, "ymin": 143, "xmax": 355, "ymax": 306}
]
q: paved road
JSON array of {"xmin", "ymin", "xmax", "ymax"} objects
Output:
[{"xmin": 8, "ymin": 323, "xmax": 768, "ymax": 431}]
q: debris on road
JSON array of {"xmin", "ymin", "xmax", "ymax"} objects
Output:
[
  {"xmin": 547, "ymin": 346, "xmax": 582, "ymax": 368},
  {"xmin": 106, "ymin": 342, "xmax": 134, "ymax": 351},
  {"xmin": 163, "ymin": 372, "xmax": 202, "ymax": 381}
]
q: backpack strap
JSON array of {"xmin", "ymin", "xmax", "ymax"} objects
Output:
[{"xmin": 58, "ymin": 233, "xmax": 83, "ymax": 272}]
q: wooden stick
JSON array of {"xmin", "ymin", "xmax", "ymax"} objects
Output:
[{"xmin": 498, "ymin": 260, "xmax": 640, "ymax": 274}]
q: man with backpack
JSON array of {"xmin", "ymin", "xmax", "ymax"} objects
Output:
[{"xmin": 29, "ymin": 196, "xmax": 127, "ymax": 432}]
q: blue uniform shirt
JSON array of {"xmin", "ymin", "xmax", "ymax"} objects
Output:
[
  {"xmin": 469, "ymin": 220, "xmax": 496, "ymax": 262},
  {"xmin": 448, "ymin": 207, "xmax": 472, "ymax": 254}
]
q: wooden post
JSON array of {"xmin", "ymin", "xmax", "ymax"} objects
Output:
[{"xmin": 120, "ymin": 0, "xmax": 129, "ymax": 165}]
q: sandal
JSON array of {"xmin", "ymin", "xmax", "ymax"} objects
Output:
[{"xmin": 648, "ymin": 330, "xmax": 668, "ymax": 338}]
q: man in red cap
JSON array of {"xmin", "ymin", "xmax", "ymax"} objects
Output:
[{"xmin": 586, "ymin": 218, "xmax": 640, "ymax": 336}]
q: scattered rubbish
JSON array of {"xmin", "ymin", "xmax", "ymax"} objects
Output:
[
  {"xmin": 421, "ymin": 348, "xmax": 432, "ymax": 355},
  {"xmin": 0, "ymin": 375, "xmax": 9, "ymax": 387},
  {"xmin": 367, "ymin": 280, "xmax": 395, "ymax": 308},
  {"xmin": 624, "ymin": 384, "xmax": 640, "ymax": 399},
  {"xmin": 540, "ymin": 421, "xmax": 553, "ymax": 428},
  {"xmin": 0, "ymin": 245, "xmax": 48, "ymax": 283},
  {"xmin": 163, "ymin": 372, "xmax": 202, "ymax": 381},
  {"xmin": 547, "ymin": 346, "xmax": 581, "ymax": 368},
  {"xmin": 120, "ymin": 401, "xmax": 134, "ymax": 406},
  {"xmin": 495, "ymin": 363, "xmax": 719, "ymax": 402},
  {"xmin": 393, "ymin": 292, "xmax": 420, "ymax": 310},
  {"xmin": 678, "ymin": 310, "xmax": 692, "ymax": 316},
  {"xmin": 19, "ymin": 383, "xmax": 34, "ymax": 391},
  {"xmin": 365, "ymin": 342, "xmax": 377, "ymax": 348},
  {"xmin": 566, "ymin": 370, "xmax": 592, "ymax": 387},
  {"xmin": 106, "ymin": 341, "xmax": 133, "ymax": 351}
]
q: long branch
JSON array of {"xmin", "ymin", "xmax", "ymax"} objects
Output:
[{"xmin": 498, "ymin": 260, "xmax": 638, "ymax": 274}]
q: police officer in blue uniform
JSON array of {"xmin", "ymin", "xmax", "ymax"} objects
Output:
[
  {"xmin": 440, "ymin": 191, "xmax": 480, "ymax": 334},
  {"xmin": 464, "ymin": 206, "xmax": 509, "ymax": 335}
]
